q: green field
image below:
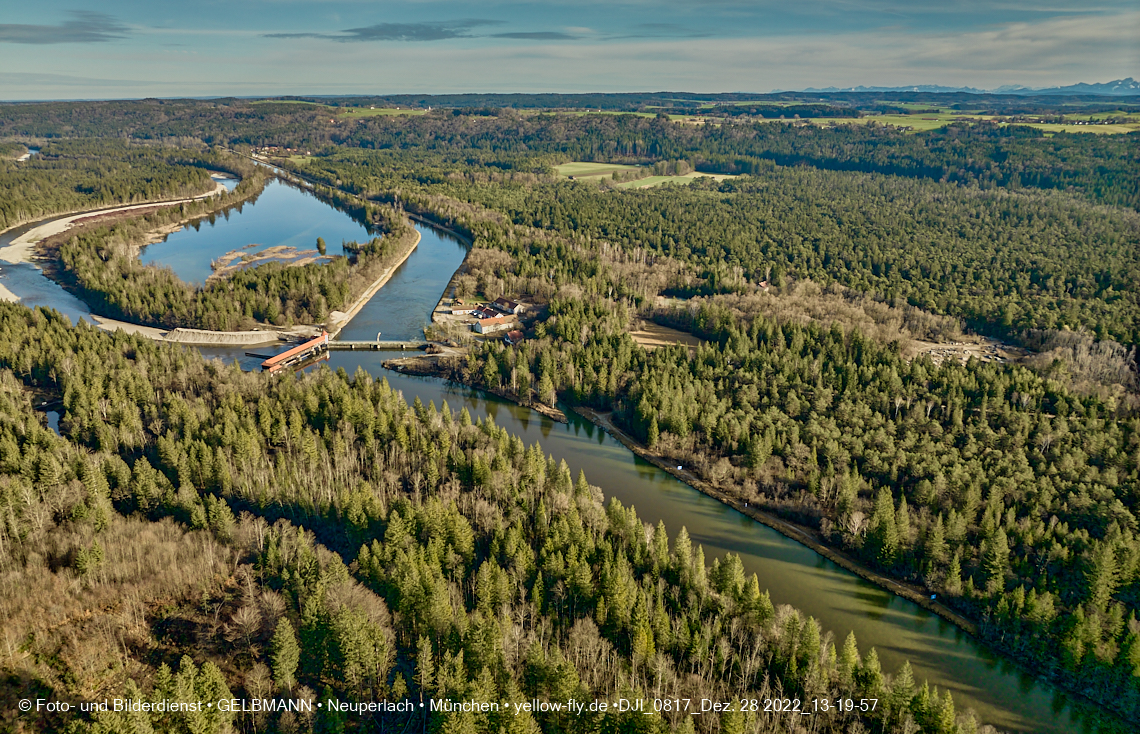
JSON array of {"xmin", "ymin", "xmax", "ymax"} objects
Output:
[
  {"xmin": 554, "ymin": 162, "xmax": 643, "ymax": 178},
  {"xmin": 618, "ymin": 171, "xmax": 738, "ymax": 188},
  {"xmin": 556, "ymin": 162, "xmax": 738, "ymax": 188},
  {"xmin": 336, "ymin": 107, "xmax": 425, "ymax": 117}
]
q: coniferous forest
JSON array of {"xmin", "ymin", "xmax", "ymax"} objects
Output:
[{"xmin": 0, "ymin": 95, "xmax": 1138, "ymax": 734}]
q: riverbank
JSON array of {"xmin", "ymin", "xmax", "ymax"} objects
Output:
[
  {"xmin": 0, "ymin": 175, "xmax": 316, "ymax": 345},
  {"xmin": 572, "ymin": 406, "xmax": 981, "ymax": 635},
  {"xmin": 0, "ymin": 178, "xmax": 232, "ymax": 260},
  {"xmin": 383, "ymin": 353, "xmax": 569, "ymax": 423}
]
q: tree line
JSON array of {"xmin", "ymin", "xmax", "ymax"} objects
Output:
[{"xmin": 0, "ymin": 140, "xmax": 233, "ymax": 232}]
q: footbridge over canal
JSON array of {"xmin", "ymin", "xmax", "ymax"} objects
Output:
[{"xmin": 260, "ymin": 334, "xmax": 431, "ymax": 371}]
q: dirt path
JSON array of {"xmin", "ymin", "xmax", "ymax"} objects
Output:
[
  {"xmin": 573, "ymin": 406, "xmax": 980, "ymax": 637},
  {"xmin": 0, "ymin": 181, "xmax": 228, "ymax": 266}
]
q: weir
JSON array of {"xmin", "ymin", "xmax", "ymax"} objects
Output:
[{"xmin": 328, "ymin": 340, "xmax": 429, "ymax": 350}]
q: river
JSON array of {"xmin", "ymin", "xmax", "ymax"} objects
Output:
[{"xmin": 0, "ymin": 176, "xmax": 1103, "ymax": 734}]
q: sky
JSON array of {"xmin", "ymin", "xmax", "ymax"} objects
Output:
[{"xmin": 0, "ymin": 1, "xmax": 1137, "ymax": 100}]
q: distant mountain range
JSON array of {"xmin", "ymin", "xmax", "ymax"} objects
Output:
[{"xmin": 798, "ymin": 78, "xmax": 1140, "ymax": 96}]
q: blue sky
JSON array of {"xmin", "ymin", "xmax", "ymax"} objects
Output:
[{"xmin": 1, "ymin": 2, "xmax": 1136, "ymax": 99}]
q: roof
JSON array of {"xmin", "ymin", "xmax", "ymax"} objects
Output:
[
  {"xmin": 505, "ymin": 330, "xmax": 525, "ymax": 342},
  {"xmin": 262, "ymin": 332, "xmax": 328, "ymax": 370}
]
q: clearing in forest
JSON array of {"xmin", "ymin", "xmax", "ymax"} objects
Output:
[
  {"xmin": 631, "ymin": 322, "xmax": 704, "ymax": 353},
  {"xmin": 555, "ymin": 162, "xmax": 642, "ymax": 178},
  {"xmin": 619, "ymin": 171, "xmax": 738, "ymax": 188}
]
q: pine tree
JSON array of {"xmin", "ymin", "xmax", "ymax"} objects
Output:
[
  {"xmin": 839, "ymin": 631, "xmax": 860, "ymax": 686},
  {"xmin": 270, "ymin": 618, "xmax": 300, "ymax": 691},
  {"xmin": 1087, "ymin": 540, "xmax": 1119, "ymax": 609},
  {"xmin": 945, "ymin": 551, "xmax": 962, "ymax": 594},
  {"xmin": 896, "ymin": 495, "xmax": 911, "ymax": 550},
  {"xmin": 858, "ymin": 647, "xmax": 884, "ymax": 696},
  {"xmin": 926, "ymin": 514, "xmax": 947, "ymax": 566},
  {"xmin": 646, "ymin": 416, "xmax": 659, "ymax": 448},
  {"xmin": 673, "ymin": 526, "xmax": 692, "ymax": 585},
  {"xmin": 415, "ymin": 635, "xmax": 434, "ymax": 700},
  {"xmin": 870, "ymin": 488, "xmax": 898, "ymax": 566},
  {"xmin": 982, "ymin": 529, "xmax": 1010, "ymax": 594}
]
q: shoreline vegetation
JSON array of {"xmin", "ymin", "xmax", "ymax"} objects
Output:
[
  {"xmin": 383, "ymin": 353, "xmax": 569, "ymax": 423},
  {"xmin": 0, "ymin": 175, "xmax": 232, "ymax": 259},
  {"xmin": 572, "ymin": 405, "xmax": 979, "ymax": 631},
  {"xmin": 42, "ymin": 167, "xmax": 418, "ymax": 336}
]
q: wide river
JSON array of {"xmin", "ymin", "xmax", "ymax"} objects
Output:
[{"xmin": 0, "ymin": 177, "xmax": 1106, "ymax": 733}]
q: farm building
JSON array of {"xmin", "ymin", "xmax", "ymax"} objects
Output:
[
  {"xmin": 475, "ymin": 316, "xmax": 515, "ymax": 334},
  {"xmin": 493, "ymin": 297, "xmax": 524, "ymax": 315},
  {"xmin": 504, "ymin": 330, "xmax": 525, "ymax": 345}
]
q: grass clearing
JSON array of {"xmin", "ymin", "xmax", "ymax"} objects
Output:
[
  {"xmin": 631, "ymin": 322, "xmax": 704, "ymax": 353},
  {"xmin": 337, "ymin": 107, "xmax": 425, "ymax": 117},
  {"xmin": 618, "ymin": 171, "xmax": 738, "ymax": 189},
  {"xmin": 1018, "ymin": 122, "xmax": 1140, "ymax": 134},
  {"xmin": 555, "ymin": 162, "xmax": 643, "ymax": 178}
]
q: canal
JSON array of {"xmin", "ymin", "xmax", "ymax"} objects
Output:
[{"xmin": 0, "ymin": 176, "xmax": 1101, "ymax": 734}]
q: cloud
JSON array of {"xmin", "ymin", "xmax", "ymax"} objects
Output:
[
  {"xmin": 265, "ymin": 19, "xmax": 502, "ymax": 42},
  {"xmin": 491, "ymin": 32, "xmax": 577, "ymax": 40},
  {"xmin": 0, "ymin": 11, "xmax": 128, "ymax": 45},
  {"xmin": 0, "ymin": 72, "xmax": 144, "ymax": 87},
  {"xmin": 615, "ymin": 23, "xmax": 714, "ymax": 39}
]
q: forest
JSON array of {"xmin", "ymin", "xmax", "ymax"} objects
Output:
[
  {"xmin": 441, "ymin": 296, "xmax": 1140, "ymax": 722},
  {"xmin": 284, "ymin": 136, "xmax": 1140, "ymax": 346},
  {"xmin": 0, "ymin": 303, "xmax": 963, "ymax": 734},
  {"xmin": 0, "ymin": 140, "xmax": 235, "ymax": 232},
  {"xmin": 255, "ymin": 113, "xmax": 1140, "ymax": 723},
  {"xmin": 1, "ymin": 99, "xmax": 1138, "ymax": 733},
  {"xmin": 1, "ymin": 100, "xmax": 1136, "ymax": 207}
]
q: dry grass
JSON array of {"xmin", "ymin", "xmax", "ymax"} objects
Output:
[
  {"xmin": 650, "ymin": 279, "xmax": 967, "ymax": 355},
  {"xmin": 630, "ymin": 322, "xmax": 704, "ymax": 354}
]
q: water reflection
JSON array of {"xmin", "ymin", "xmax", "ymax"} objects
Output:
[{"xmin": 140, "ymin": 179, "xmax": 375, "ymax": 284}]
